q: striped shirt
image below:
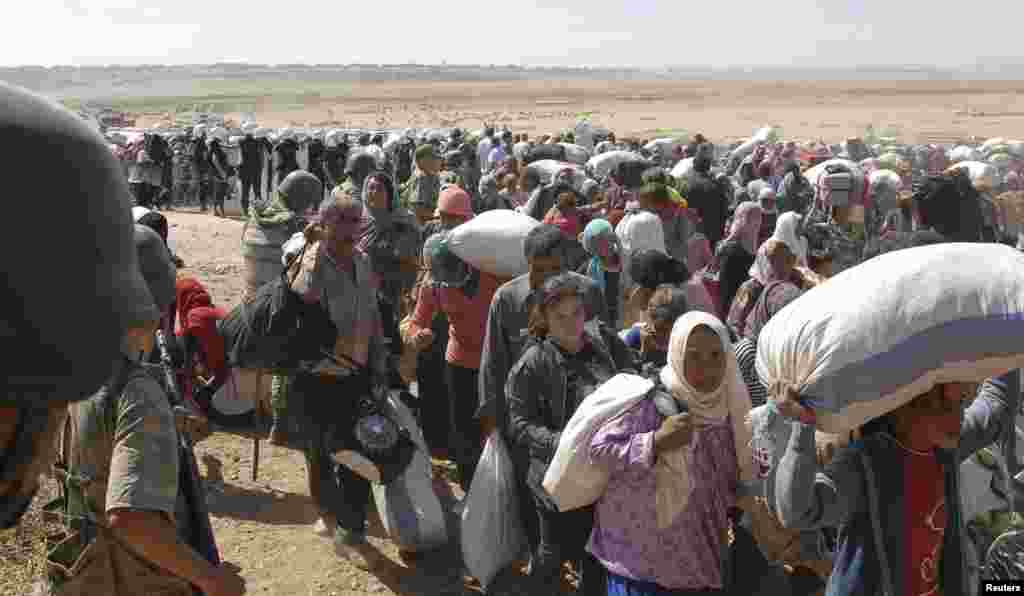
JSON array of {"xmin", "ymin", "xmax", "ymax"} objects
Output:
[{"xmin": 734, "ymin": 337, "xmax": 767, "ymax": 407}]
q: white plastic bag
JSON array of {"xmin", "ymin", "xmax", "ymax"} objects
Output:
[
  {"xmin": 448, "ymin": 209, "xmax": 540, "ymax": 277},
  {"xmin": 371, "ymin": 393, "xmax": 447, "ymax": 552},
  {"xmin": 543, "ymin": 374, "xmax": 654, "ymax": 511},
  {"xmin": 460, "ymin": 433, "xmax": 526, "ymax": 589},
  {"xmin": 756, "ymin": 243, "xmax": 1024, "ymax": 434},
  {"xmin": 670, "ymin": 157, "xmax": 695, "ymax": 181}
]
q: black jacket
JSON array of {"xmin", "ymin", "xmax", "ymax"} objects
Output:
[{"xmin": 239, "ymin": 136, "xmax": 263, "ymax": 177}]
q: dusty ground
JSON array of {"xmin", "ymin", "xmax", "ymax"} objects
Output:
[{"xmin": 129, "ymin": 79, "xmax": 1024, "ymax": 143}]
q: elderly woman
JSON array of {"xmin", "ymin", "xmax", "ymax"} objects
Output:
[
  {"xmin": 588, "ymin": 312, "xmax": 758, "ymax": 595},
  {"xmin": 359, "ymin": 171, "xmax": 420, "ymax": 381},
  {"xmin": 506, "ymin": 273, "xmax": 633, "ymax": 595}
]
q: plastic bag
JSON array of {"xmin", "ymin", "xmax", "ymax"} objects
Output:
[
  {"xmin": 985, "ymin": 530, "xmax": 1024, "ymax": 580},
  {"xmin": 460, "ymin": 433, "xmax": 526, "ymax": 589},
  {"xmin": 371, "ymin": 393, "xmax": 447, "ymax": 552}
]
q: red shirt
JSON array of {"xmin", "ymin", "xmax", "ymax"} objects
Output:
[
  {"xmin": 410, "ymin": 272, "xmax": 501, "ymax": 370},
  {"xmin": 903, "ymin": 449, "xmax": 945, "ymax": 596}
]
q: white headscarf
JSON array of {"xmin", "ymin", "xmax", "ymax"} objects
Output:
[
  {"xmin": 656, "ymin": 312, "xmax": 756, "ymax": 528},
  {"xmin": 770, "ymin": 212, "xmax": 808, "ymax": 267}
]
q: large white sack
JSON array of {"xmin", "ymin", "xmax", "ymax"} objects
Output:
[
  {"xmin": 543, "ymin": 374, "xmax": 654, "ymax": 512},
  {"xmin": 951, "ymin": 145, "xmax": 981, "ymax": 164},
  {"xmin": 948, "ymin": 161, "xmax": 998, "ymax": 191},
  {"xmin": 528, "ymin": 159, "xmax": 587, "ymax": 188},
  {"xmin": 1008, "ymin": 141, "xmax": 1024, "ymax": 158},
  {"xmin": 371, "ymin": 394, "xmax": 447, "ymax": 552},
  {"xmin": 448, "ymin": 210, "xmax": 540, "ymax": 277},
  {"xmin": 586, "ymin": 150, "xmax": 641, "ymax": 180},
  {"xmin": 670, "ymin": 157, "xmax": 695, "ymax": 180},
  {"xmin": 560, "ymin": 143, "xmax": 591, "ymax": 165},
  {"xmin": 755, "ymin": 243, "xmax": 1024, "ymax": 434},
  {"xmin": 461, "ymin": 433, "xmax": 526, "ymax": 589},
  {"xmin": 644, "ymin": 137, "xmax": 683, "ymax": 153},
  {"xmin": 804, "ymin": 159, "xmax": 866, "ymax": 203}
]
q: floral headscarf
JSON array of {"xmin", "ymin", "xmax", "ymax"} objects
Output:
[{"xmin": 581, "ymin": 218, "xmax": 620, "ymax": 292}]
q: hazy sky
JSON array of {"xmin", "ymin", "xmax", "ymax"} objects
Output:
[{"xmin": 3, "ymin": 0, "xmax": 1017, "ymax": 68}]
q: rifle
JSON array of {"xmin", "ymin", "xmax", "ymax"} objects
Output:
[{"xmin": 155, "ymin": 330, "xmax": 222, "ymax": 578}]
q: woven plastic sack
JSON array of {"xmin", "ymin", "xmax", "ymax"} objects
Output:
[
  {"xmin": 755, "ymin": 243, "xmax": 1024, "ymax": 434},
  {"xmin": 951, "ymin": 145, "xmax": 981, "ymax": 164},
  {"xmin": 542, "ymin": 374, "xmax": 654, "ymax": 511},
  {"xmin": 447, "ymin": 209, "xmax": 539, "ymax": 277},
  {"xmin": 460, "ymin": 433, "xmax": 526, "ymax": 589}
]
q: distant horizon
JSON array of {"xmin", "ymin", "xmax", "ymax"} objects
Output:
[{"xmin": 3, "ymin": 61, "xmax": 1022, "ymax": 71}]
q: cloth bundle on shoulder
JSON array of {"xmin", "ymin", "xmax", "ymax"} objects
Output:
[
  {"xmin": 542, "ymin": 374, "xmax": 655, "ymax": 512},
  {"xmin": 218, "ymin": 242, "xmax": 337, "ymax": 371},
  {"xmin": 755, "ymin": 243, "xmax": 1024, "ymax": 434},
  {"xmin": 559, "ymin": 143, "xmax": 591, "ymax": 165},
  {"xmin": 446, "ymin": 209, "xmax": 540, "ymax": 277},
  {"xmin": 586, "ymin": 150, "xmax": 641, "ymax": 180}
]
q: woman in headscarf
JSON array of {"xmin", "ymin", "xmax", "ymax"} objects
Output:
[
  {"xmin": 732, "ymin": 281, "xmax": 803, "ymax": 407},
  {"xmin": 506, "ymin": 273, "xmax": 632, "ymax": 596},
  {"xmin": 174, "ymin": 277, "xmax": 231, "ymax": 419},
  {"xmin": 726, "ymin": 239, "xmax": 798, "ymax": 339},
  {"xmin": 619, "ymin": 284, "xmax": 690, "ymax": 370},
  {"xmin": 359, "ymin": 171, "xmax": 421, "ymax": 376},
  {"xmin": 709, "ymin": 201, "xmax": 762, "ymax": 319},
  {"xmin": 588, "ymin": 312, "xmax": 758, "ymax": 596},
  {"xmin": 769, "ymin": 211, "xmax": 808, "ymax": 268},
  {"xmin": 757, "ymin": 187, "xmax": 778, "ymax": 247},
  {"xmin": 579, "ymin": 219, "xmax": 623, "ymax": 327},
  {"xmin": 405, "ymin": 232, "xmax": 509, "ymax": 490},
  {"xmin": 542, "ymin": 183, "xmax": 601, "ymax": 240}
]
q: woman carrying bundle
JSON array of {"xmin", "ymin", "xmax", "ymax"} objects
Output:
[
  {"xmin": 506, "ymin": 273, "xmax": 634, "ymax": 595},
  {"xmin": 587, "ymin": 312, "xmax": 759, "ymax": 595}
]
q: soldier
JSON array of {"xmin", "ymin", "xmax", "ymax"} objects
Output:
[
  {"xmin": 42, "ymin": 225, "xmax": 246, "ymax": 596},
  {"xmin": 402, "ymin": 144, "xmax": 443, "ymax": 225}
]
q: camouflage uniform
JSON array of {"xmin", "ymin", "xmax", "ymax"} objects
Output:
[
  {"xmin": 46, "ymin": 361, "xmax": 187, "ymax": 595},
  {"xmin": 804, "ymin": 209, "xmax": 865, "ymax": 275},
  {"xmin": 400, "ymin": 169, "xmax": 440, "ymax": 211},
  {"xmin": 170, "ymin": 138, "xmax": 193, "ymax": 208}
]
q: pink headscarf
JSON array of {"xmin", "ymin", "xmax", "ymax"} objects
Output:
[{"xmin": 725, "ymin": 202, "xmax": 763, "ymax": 254}]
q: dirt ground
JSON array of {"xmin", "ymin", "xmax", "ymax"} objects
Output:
[{"xmin": 130, "ymin": 79, "xmax": 1024, "ymax": 143}]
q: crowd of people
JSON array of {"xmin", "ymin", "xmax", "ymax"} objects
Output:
[{"xmin": 4, "ymin": 77, "xmax": 1024, "ymax": 596}]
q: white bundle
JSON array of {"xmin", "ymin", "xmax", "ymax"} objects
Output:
[
  {"xmin": 586, "ymin": 150, "xmax": 642, "ymax": 180},
  {"xmin": 756, "ymin": 243, "xmax": 1024, "ymax": 433},
  {"xmin": 947, "ymin": 161, "xmax": 998, "ymax": 191},
  {"xmin": 447, "ymin": 210, "xmax": 540, "ymax": 277},
  {"xmin": 559, "ymin": 143, "xmax": 591, "ymax": 165}
]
